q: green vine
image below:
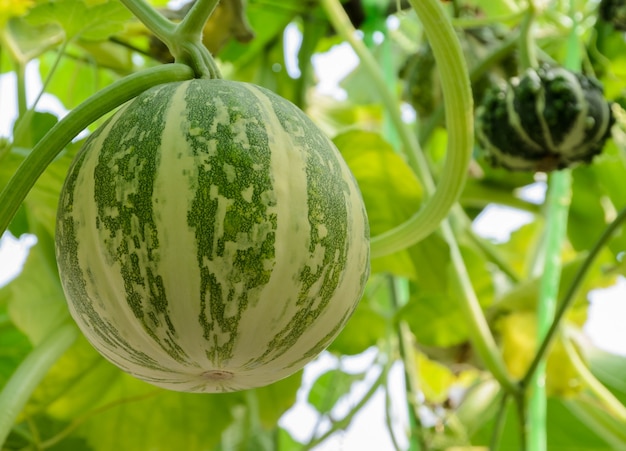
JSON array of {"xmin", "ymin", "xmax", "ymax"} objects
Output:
[
  {"xmin": 0, "ymin": 63, "xmax": 194, "ymax": 238},
  {"xmin": 119, "ymin": 0, "xmax": 221, "ymax": 78},
  {"xmin": 321, "ymin": 0, "xmax": 516, "ymax": 394},
  {"xmin": 319, "ymin": 0, "xmax": 473, "ymax": 258}
]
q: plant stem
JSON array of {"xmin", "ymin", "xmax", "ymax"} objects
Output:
[
  {"xmin": 561, "ymin": 332, "xmax": 626, "ymax": 422},
  {"xmin": 0, "ymin": 322, "xmax": 78, "ymax": 447},
  {"xmin": 172, "ymin": 0, "xmax": 222, "ymax": 78},
  {"xmin": 15, "ymin": 62, "xmax": 27, "ymax": 117},
  {"xmin": 322, "ymin": 0, "xmax": 516, "ymax": 393},
  {"xmin": 522, "ymin": 205, "xmax": 626, "ymax": 387},
  {"xmin": 519, "ymin": 1, "xmax": 538, "ymax": 70},
  {"xmin": 527, "ymin": 169, "xmax": 571, "ymax": 451},
  {"xmin": 175, "ymin": 0, "xmax": 220, "ymax": 39},
  {"xmin": 0, "ymin": 64, "xmax": 194, "ymax": 237},
  {"xmin": 12, "ymin": 40, "xmax": 71, "ymax": 150},
  {"xmin": 441, "ymin": 220, "xmax": 518, "ymax": 394},
  {"xmin": 489, "ymin": 393, "xmax": 510, "ymax": 451},
  {"xmin": 390, "ymin": 277, "xmax": 426, "ymax": 450},
  {"xmin": 320, "ymin": 0, "xmax": 473, "ymax": 258},
  {"xmin": 303, "ymin": 365, "xmax": 387, "ymax": 450},
  {"xmin": 418, "ymin": 30, "xmax": 520, "ymax": 146},
  {"xmin": 121, "ymin": 0, "xmax": 221, "ymax": 78}
]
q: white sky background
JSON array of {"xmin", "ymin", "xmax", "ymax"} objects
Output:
[{"xmin": 1, "ymin": 17, "xmax": 626, "ymax": 450}]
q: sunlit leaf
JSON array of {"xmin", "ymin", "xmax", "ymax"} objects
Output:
[
  {"xmin": 334, "ymin": 130, "xmax": 424, "ymax": 280},
  {"xmin": 39, "ymin": 53, "xmax": 118, "ymax": 110},
  {"xmin": 73, "ymin": 375, "xmax": 236, "ymax": 451},
  {"xmin": 7, "ymin": 228, "xmax": 69, "ymax": 345},
  {"xmin": 253, "ymin": 372, "xmax": 303, "ymax": 429},
  {"xmin": 2, "ymin": 17, "xmax": 64, "ymax": 63},
  {"xmin": 569, "ymin": 167, "xmax": 610, "ymax": 251},
  {"xmin": 329, "ymin": 293, "xmax": 387, "ymax": 355},
  {"xmin": 26, "ymin": 0, "xmax": 130, "ymax": 41}
]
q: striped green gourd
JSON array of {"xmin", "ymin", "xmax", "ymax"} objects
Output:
[
  {"xmin": 55, "ymin": 79, "xmax": 370, "ymax": 393},
  {"xmin": 476, "ymin": 65, "xmax": 613, "ymax": 172}
]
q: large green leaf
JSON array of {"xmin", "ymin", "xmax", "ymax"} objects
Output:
[
  {"xmin": 26, "ymin": 0, "xmax": 130, "ymax": 42},
  {"xmin": 7, "ymin": 228, "xmax": 69, "ymax": 345},
  {"xmin": 39, "ymin": 53, "xmax": 119, "ymax": 110},
  {"xmin": 568, "ymin": 167, "xmax": 610, "ymax": 251},
  {"xmin": 334, "ymin": 129, "xmax": 424, "ymax": 279},
  {"xmin": 469, "ymin": 397, "xmax": 617, "ymax": 450},
  {"xmin": 328, "ymin": 293, "xmax": 387, "ymax": 355},
  {"xmin": 2, "ymin": 17, "xmax": 64, "ymax": 64}
]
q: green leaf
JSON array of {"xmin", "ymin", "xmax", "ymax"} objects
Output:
[
  {"xmin": 334, "ymin": 130, "xmax": 424, "ymax": 279},
  {"xmin": 329, "ymin": 293, "xmax": 387, "ymax": 355},
  {"xmin": 73, "ymin": 376, "xmax": 237, "ymax": 451},
  {"xmin": 25, "ymin": 139, "xmax": 82, "ymax": 235},
  {"xmin": 400, "ymin": 293, "xmax": 469, "ymax": 347},
  {"xmin": 26, "ymin": 0, "xmax": 130, "ymax": 42},
  {"xmin": 39, "ymin": 52, "xmax": 118, "ymax": 110},
  {"xmin": 469, "ymin": 397, "xmax": 617, "ymax": 450},
  {"xmin": 7, "ymin": 227, "xmax": 69, "ymax": 345},
  {"xmin": 488, "ymin": 248, "xmax": 616, "ymax": 318},
  {"xmin": 0, "ymin": 318, "xmax": 32, "ymax": 388},
  {"xmin": 568, "ymin": 167, "xmax": 609, "ymax": 251},
  {"xmin": 13, "ymin": 111, "xmax": 58, "ymax": 149},
  {"xmin": 253, "ymin": 372, "xmax": 303, "ymax": 429},
  {"xmin": 219, "ymin": 0, "xmax": 304, "ymax": 69},
  {"xmin": 586, "ymin": 344, "xmax": 626, "ymax": 403},
  {"xmin": 3, "ymin": 17, "xmax": 64, "ymax": 63},
  {"xmin": 276, "ymin": 427, "xmax": 302, "ymax": 451},
  {"xmin": 307, "ymin": 368, "xmax": 365, "ymax": 414},
  {"xmin": 24, "ymin": 335, "xmax": 120, "ymax": 420}
]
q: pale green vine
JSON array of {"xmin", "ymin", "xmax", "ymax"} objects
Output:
[
  {"xmin": 120, "ymin": 0, "xmax": 221, "ymax": 78},
  {"xmin": 319, "ymin": 0, "xmax": 473, "ymax": 258},
  {"xmin": 0, "ymin": 63, "xmax": 194, "ymax": 238}
]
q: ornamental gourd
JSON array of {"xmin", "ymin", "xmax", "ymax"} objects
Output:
[
  {"xmin": 476, "ymin": 65, "xmax": 614, "ymax": 172},
  {"xmin": 55, "ymin": 79, "xmax": 370, "ymax": 393}
]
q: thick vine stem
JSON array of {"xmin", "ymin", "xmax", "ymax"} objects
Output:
[
  {"xmin": 121, "ymin": 0, "xmax": 222, "ymax": 78},
  {"xmin": 319, "ymin": 0, "xmax": 473, "ymax": 258},
  {"xmin": 119, "ymin": 0, "xmax": 175, "ymax": 45},
  {"xmin": 0, "ymin": 322, "xmax": 78, "ymax": 446},
  {"xmin": 0, "ymin": 64, "xmax": 194, "ymax": 237}
]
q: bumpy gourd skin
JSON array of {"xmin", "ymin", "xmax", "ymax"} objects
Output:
[{"xmin": 476, "ymin": 65, "xmax": 614, "ymax": 172}]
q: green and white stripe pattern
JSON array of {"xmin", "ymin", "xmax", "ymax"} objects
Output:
[
  {"xmin": 476, "ymin": 65, "xmax": 613, "ymax": 171},
  {"xmin": 55, "ymin": 79, "xmax": 370, "ymax": 393}
]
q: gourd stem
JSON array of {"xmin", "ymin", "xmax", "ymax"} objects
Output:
[
  {"xmin": 172, "ymin": 0, "xmax": 223, "ymax": 78},
  {"xmin": 121, "ymin": 0, "xmax": 220, "ymax": 78},
  {"xmin": 519, "ymin": 1, "xmax": 538, "ymax": 70},
  {"xmin": 0, "ymin": 323, "xmax": 78, "ymax": 447},
  {"xmin": 319, "ymin": 0, "xmax": 473, "ymax": 258},
  {"xmin": 176, "ymin": 0, "xmax": 220, "ymax": 39},
  {"xmin": 0, "ymin": 64, "xmax": 194, "ymax": 237}
]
